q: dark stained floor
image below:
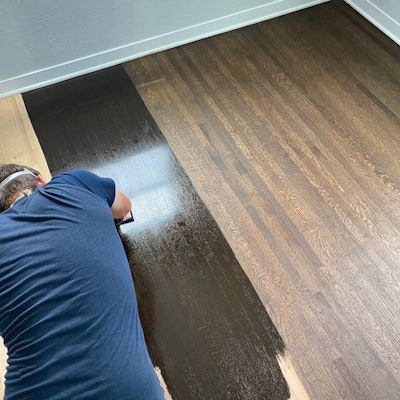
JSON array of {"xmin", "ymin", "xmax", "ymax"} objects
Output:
[{"xmin": 23, "ymin": 66, "xmax": 290, "ymax": 400}]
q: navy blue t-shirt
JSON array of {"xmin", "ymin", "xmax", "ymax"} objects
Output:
[{"xmin": 0, "ymin": 170, "xmax": 164, "ymax": 400}]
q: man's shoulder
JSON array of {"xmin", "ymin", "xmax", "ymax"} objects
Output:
[
  {"xmin": 49, "ymin": 169, "xmax": 115, "ymax": 206},
  {"xmin": 51, "ymin": 169, "xmax": 105, "ymax": 186},
  {"xmin": 55, "ymin": 169, "xmax": 97, "ymax": 180}
]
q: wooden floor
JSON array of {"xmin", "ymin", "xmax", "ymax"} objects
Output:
[
  {"xmin": 23, "ymin": 65, "xmax": 292, "ymax": 400},
  {"xmin": 124, "ymin": 1, "xmax": 400, "ymax": 399},
  {"xmin": 1, "ymin": 0, "xmax": 399, "ymax": 399}
]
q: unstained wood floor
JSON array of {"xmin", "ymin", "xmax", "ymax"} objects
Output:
[{"xmin": 124, "ymin": 1, "xmax": 400, "ymax": 399}]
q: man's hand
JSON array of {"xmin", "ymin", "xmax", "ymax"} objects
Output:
[{"xmin": 111, "ymin": 189, "xmax": 132, "ymax": 220}]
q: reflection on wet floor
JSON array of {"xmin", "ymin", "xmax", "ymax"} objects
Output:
[
  {"xmin": 23, "ymin": 65, "xmax": 290, "ymax": 400},
  {"xmin": 92, "ymin": 145, "xmax": 180, "ymax": 232}
]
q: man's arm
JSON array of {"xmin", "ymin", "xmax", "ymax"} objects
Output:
[
  {"xmin": 111, "ymin": 189, "xmax": 132, "ymax": 220},
  {"xmin": 47, "ymin": 169, "xmax": 132, "ymax": 221}
]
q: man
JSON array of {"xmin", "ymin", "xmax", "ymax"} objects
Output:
[{"xmin": 0, "ymin": 163, "xmax": 165, "ymax": 399}]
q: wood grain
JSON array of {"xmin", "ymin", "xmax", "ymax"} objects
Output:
[
  {"xmin": 124, "ymin": 1, "xmax": 400, "ymax": 399},
  {"xmin": 23, "ymin": 65, "xmax": 290, "ymax": 400},
  {"xmin": 0, "ymin": 94, "xmax": 51, "ymax": 180}
]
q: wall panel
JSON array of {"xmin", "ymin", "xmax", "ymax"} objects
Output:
[{"xmin": 0, "ymin": 0, "xmax": 328, "ymax": 98}]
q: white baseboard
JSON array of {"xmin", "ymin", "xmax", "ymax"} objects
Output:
[
  {"xmin": 344, "ymin": 0, "xmax": 400, "ymax": 46},
  {"xmin": 0, "ymin": 0, "xmax": 328, "ymax": 99}
]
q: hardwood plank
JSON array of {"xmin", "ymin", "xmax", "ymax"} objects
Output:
[
  {"xmin": 124, "ymin": 0, "xmax": 400, "ymax": 399},
  {"xmin": 23, "ymin": 66, "xmax": 291, "ymax": 400},
  {"xmin": 0, "ymin": 94, "xmax": 51, "ymax": 180}
]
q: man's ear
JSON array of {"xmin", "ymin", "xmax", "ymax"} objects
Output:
[{"xmin": 37, "ymin": 175, "xmax": 48, "ymax": 187}]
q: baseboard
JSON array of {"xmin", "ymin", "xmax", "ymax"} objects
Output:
[
  {"xmin": 344, "ymin": 0, "xmax": 400, "ymax": 46},
  {"xmin": 0, "ymin": 0, "xmax": 328, "ymax": 99}
]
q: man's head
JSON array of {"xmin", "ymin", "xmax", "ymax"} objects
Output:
[{"xmin": 0, "ymin": 164, "xmax": 46, "ymax": 212}]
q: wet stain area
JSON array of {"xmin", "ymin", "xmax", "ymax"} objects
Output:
[{"xmin": 23, "ymin": 66, "xmax": 290, "ymax": 400}]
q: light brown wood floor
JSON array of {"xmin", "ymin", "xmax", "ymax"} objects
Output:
[{"xmin": 124, "ymin": 0, "xmax": 400, "ymax": 399}]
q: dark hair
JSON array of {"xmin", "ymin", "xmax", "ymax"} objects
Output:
[{"xmin": 0, "ymin": 164, "xmax": 40, "ymax": 212}]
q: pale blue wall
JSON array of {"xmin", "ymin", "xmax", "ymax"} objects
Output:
[{"xmin": 0, "ymin": 0, "xmax": 328, "ymax": 98}]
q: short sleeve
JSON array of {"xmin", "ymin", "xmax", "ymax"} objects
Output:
[{"xmin": 51, "ymin": 170, "xmax": 116, "ymax": 206}]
